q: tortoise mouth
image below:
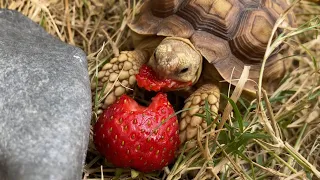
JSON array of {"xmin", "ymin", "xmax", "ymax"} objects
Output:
[{"xmin": 135, "ymin": 65, "xmax": 192, "ymax": 92}]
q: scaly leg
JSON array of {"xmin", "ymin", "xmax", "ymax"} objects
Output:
[
  {"xmin": 94, "ymin": 50, "xmax": 149, "ymax": 109},
  {"xmin": 179, "ymin": 84, "xmax": 220, "ymax": 148}
]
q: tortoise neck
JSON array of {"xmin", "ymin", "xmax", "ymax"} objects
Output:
[{"xmin": 192, "ymin": 57, "xmax": 203, "ymax": 85}]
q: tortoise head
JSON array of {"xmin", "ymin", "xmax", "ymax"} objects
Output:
[{"xmin": 147, "ymin": 37, "xmax": 202, "ymax": 86}]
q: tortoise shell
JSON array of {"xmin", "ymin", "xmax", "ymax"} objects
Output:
[{"xmin": 128, "ymin": 0, "xmax": 295, "ymax": 92}]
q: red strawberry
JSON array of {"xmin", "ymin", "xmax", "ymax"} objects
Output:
[
  {"xmin": 93, "ymin": 93, "xmax": 180, "ymax": 172},
  {"xmin": 136, "ymin": 65, "xmax": 192, "ymax": 91}
]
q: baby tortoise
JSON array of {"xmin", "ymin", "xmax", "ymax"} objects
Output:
[{"xmin": 95, "ymin": 0, "xmax": 295, "ymax": 147}]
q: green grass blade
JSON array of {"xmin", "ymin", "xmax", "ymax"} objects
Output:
[{"xmin": 221, "ymin": 94, "xmax": 244, "ymax": 133}]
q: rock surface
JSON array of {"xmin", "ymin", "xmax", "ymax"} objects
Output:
[{"xmin": 0, "ymin": 9, "xmax": 91, "ymax": 180}]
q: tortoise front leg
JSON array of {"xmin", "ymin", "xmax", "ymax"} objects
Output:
[
  {"xmin": 179, "ymin": 84, "xmax": 220, "ymax": 148},
  {"xmin": 94, "ymin": 50, "xmax": 149, "ymax": 109}
]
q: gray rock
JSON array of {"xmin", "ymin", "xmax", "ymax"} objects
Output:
[{"xmin": 0, "ymin": 9, "xmax": 92, "ymax": 180}]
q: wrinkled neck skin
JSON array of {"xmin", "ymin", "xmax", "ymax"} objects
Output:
[{"xmin": 192, "ymin": 61, "xmax": 221, "ymax": 92}]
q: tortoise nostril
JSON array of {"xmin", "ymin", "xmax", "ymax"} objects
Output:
[{"xmin": 179, "ymin": 68, "xmax": 189, "ymax": 74}]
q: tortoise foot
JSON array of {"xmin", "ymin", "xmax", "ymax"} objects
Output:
[
  {"xmin": 93, "ymin": 50, "xmax": 149, "ymax": 110},
  {"xmin": 179, "ymin": 84, "xmax": 220, "ymax": 149}
]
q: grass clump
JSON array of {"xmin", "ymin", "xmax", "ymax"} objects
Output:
[{"xmin": 1, "ymin": 0, "xmax": 320, "ymax": 179}]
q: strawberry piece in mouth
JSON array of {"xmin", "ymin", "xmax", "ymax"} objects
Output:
[{"xmin": 136, "ymin": 65, "xmax": 192, "ymax": 91}]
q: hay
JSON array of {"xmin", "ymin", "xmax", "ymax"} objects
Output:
[{"xmin": 1, "ymin": 0, "xmax": 320, "ymax": 179}]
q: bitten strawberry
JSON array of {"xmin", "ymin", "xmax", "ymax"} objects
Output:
[
  {"xmin": 136, "ymin": 65, "xmax": 192, "ymax": 91},
  {"xmin": 93, "ymin": 93, "xmax": 180, "ymax": 172}
]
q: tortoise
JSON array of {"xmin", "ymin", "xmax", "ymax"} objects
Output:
[{"xmin": 95, "ymin": 0, "xmax": 295, "ymax": 146}]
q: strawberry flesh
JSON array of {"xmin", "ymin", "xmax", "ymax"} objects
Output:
[
  {"xmin": 136, "ymin": 65, "xmax": 192, "ymax": 91},
  {"xmin": 93, "ymin": 93, "xmax": 180, "ymax": 172}
]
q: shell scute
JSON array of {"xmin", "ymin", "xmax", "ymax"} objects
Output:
[
  {"xmin": 229, "ymin": 10, "xmax": 275, "ymax": 63},
  {"xmin": 264, "ymin": 0, "xmax": 295, "ymax": 26},
  {"xmin": 176, "ymin": 0, "xmax": 242, "ymax": 40},
  {"xmin": 239, "ymin": 0, "xmax": 263, "ymax": 8}
]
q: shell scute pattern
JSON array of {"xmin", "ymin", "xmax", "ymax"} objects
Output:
[
  {"xmin": 229, "ymin": 9, "xmax": 275, "ymax": 63},
  {"xmin": 128, "ymin": 0, "xmax": 293, "ymax": 92},
  {"xmin": 176, "ymin": 0, "xmax": 242, "ymax": 40},
  {"xmin": 130, "ymin": 0, "xmax": 292, "ymax": 63}
]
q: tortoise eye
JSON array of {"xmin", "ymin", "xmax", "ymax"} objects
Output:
[{"xmin": 179, "ymin": 68, "xmax": 189, "ymax": 74}]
